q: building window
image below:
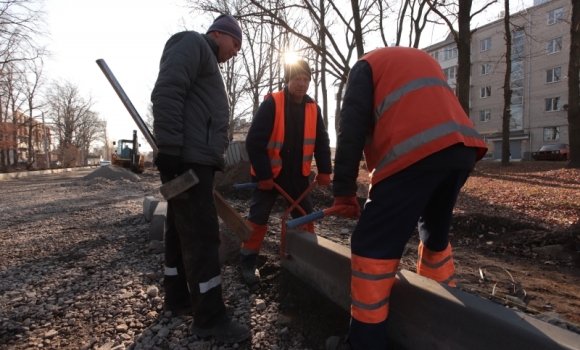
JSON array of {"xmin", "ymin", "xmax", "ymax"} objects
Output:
[
  {"xmin": 547, "ymin": 7, "xmax": 564, "ymax": 25},
  {"xmin": 443, "ymin": 66, "xmax": 457, "ymax": 80},
  {"xmin": 480, "ymin": 86, "xmax": 491, "ymax": 98},
  {"xmin": 546, "ymin": 37, "xmax": 562, "ymax": 54},
  {"xmin": 543, "ymin": 127, "xmax": 560, "ymax": 141},
  {"xmin": 443, "ymin": 45, "xmax": 457, "ymax": 60},
  {"xmin": 479, "ymin": 110, "xmax": 491, "ymax": 122},
  {"xmin": 481, "ymin": 63, "xmax": 492, "ymax": 75},
  {"xmin": 546, "ymin": 67, "xmax": 562, "ymax": 83},
  {"xmin": 545, "ymin": 97, "xmax": 560, "ymax": 112},
  {"xmin": 481, "ymin": 38, "xmax": 492, "ymax": 52},
  {"xmin": 431, "ymin": 51, "xmax": 439, "ymax": 61}
]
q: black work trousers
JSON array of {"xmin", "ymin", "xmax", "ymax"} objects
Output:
[
  {"xmin": 247, "ymin": 174, "xmax": 314, "ymax": 225},
  {"xmin": 162, "ymin": 163, "xmax": 227, "ymax": 328}
]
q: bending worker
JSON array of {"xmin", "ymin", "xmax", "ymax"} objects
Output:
[
  {"xmin": 152, "ymin": 14, "xmax": 249, "ymax": 343},
  {"xmin": 241, "ymin": 59, "xmax": 332, "ymax": 284},
  {"xmin": 326, "ymin": 47, "xmax": 488, "ymax": 350}
]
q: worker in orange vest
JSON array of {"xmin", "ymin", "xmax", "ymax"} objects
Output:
[
  {"xmin": 326, "ymin": 47, "xmax": 488, "ymax": 350},
  {"xmin": 242, "ymin": 59, "xmax": 332, "ymax": 284}
]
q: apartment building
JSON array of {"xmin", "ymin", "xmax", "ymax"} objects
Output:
[
  {"xmin": 424, "ymin": 0, "xmax": 572, "ymax": 160},
  {"xmin": 0, "ymin": 111, "xmax": 53, "ymax": 166}
]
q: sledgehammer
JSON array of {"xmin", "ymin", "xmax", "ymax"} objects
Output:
[{"xmin": 95, "ymin": 58, "xmax": 198, "ymax": 200}]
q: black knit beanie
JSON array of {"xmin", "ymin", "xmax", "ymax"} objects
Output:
[
  {"xmin": 284, "ymin": 59, "xmax": 312, "ymax": 84},
  {"xmin": 207, "ymin": 14, "xmax": 243, "ymax": 45}
]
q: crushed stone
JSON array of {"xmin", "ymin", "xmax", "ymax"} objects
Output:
[{"xmin": 82, "ymin": 165, "xmax": 140, "ymax": 182}]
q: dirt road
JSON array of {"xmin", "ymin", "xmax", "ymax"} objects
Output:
[{"xmin": 1, "ymin": 162, "xmax": 579, "ymax": 350}]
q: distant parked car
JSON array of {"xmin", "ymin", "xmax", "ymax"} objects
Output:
[
  {"xmin": 100, "ymin": 161, "xmax": 112, "ymax": 167},
  {"xmin": 531, "ymin": 143, "xmax": 570, "ymax": 161}
]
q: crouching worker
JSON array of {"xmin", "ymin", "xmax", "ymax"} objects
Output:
[
  {"xmin": 326, "ymin": 47, "xmax": 488, "ymax": 350},
  {"xmin": 241, "ymin": 59, "xmax": 332, "ymax": 284}
]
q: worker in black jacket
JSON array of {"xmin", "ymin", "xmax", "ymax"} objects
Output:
[
  {"xmin": 241, "ymin": 59, "xmax": 332, "ymax": 284},
  {"xmin": 151, "ymin": 14, "xmax": 249, "ymax": 343}
]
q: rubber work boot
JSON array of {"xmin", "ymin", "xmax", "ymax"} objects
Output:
[
  {"xmin": 241, "ymin": 265, "xmax": 260, "ymax": 284},
  {"xmin": 190, "ymin": 319, "xmax": 250, "ymax": 343},
  {"xmin": 326, "ymin": 335, "xmax": 352, "ymax": 350}
]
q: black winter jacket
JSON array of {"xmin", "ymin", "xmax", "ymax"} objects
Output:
[{"xmin": 152, "ymin": 31, "xmax": 230, "ymax": 171}]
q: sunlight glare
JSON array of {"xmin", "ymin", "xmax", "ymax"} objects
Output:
[{"xmin": 283, "ymin": 51, "xmax": 299, "ymax": 65}]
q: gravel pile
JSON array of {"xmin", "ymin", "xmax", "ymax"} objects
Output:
[
  {"xmin": 82, "ymin": 165, "xmax": 140, "ymax": 182},
  {"xmin": 0, "ymin": 169, "xmax": 345, "ymax": 350}
]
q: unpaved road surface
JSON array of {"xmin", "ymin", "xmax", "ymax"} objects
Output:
[
  {"xmin": 1, "ymin": 162, "xmax": 579, "ymax": 350},
  {"xmin": 0, "ymin": 168, "xmax": 349, "ymax": 350}
]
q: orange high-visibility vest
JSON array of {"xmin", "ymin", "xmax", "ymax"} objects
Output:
[
  {"xmin": 361, "ymin": 47, "xmax": 488, "ymax": 187},
  {"xmin": 250, "ymin": 90, "xmax": 318, "ymax": 178}
]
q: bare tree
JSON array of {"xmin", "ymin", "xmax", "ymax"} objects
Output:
[
  {"xmin": 45, "ymin": 80, "xmax": 98, "ymax": 167},
  {"xmin": 386, "ymin": 0, "xmax": 436, "ymax": 48},
  {"xmin": 223, "ymin": 56, "xmax": 252, "ymax": 140},
  {"xmin": 239, "ymin": 10, "xmax": 274, "ymax": 117},
  {"xmin": 23, "ymin": 56, "xmax": 45, "ymax": 168},
  {"xmin": 5, "ymin": 63, "xmax": 26, "ymax": 166},
  {"xmin": 0, "ymin": 0, "xmax": 47, "ymax": 70},
  {"xmin": 568, "ymin": 0, "xmax": 580, "ymax": 168},
  {"xmin": 427, "ymin": 0, "xmax": 498, "ymax": 115},
  {"xmin": 75, "ymin": 110, "xmax": 104, "ymax": 166},
  {"xmin": 500, "ymin": 0, "xmax": 512, "ymax": 166}
]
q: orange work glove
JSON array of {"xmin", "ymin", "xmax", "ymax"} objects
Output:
[
  {"xmin": 315, "ymin": 173, "xmax": 331, "ymax": 186},
  {"xmin": 333, "ymin": 196, "xmax": 361, "ymax": 219},
  {"xmin": 258, "ymin": 178, "xmax": 274, "ymax": 190}
]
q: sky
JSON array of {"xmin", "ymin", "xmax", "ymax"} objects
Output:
[
  {"xmin": 42, "ymin": 0, "xmax": 533, "ymax": 153},
  {"xmin": 42, "ymin": 0, "xmax": 204, "ymax": 153}
]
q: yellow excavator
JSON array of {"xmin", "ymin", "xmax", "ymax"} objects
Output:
[{"xmin": 111, "ymin": 130, "xmax": 145, "ymax": 173}]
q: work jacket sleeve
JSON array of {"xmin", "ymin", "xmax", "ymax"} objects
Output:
[
  {"xmin": 152, "ymin": 32, "xmax": 205, "ymax": 156},
  {"xmin": 333, "ymin": 60, "xmax": 374, "ymax": 197},
  {"xmin": 313, "ymin": 104, "xmax": 332, "ymax": 175},
  {"xmin": 246, "ymin": 97, "xmax": 276, "ymax": 180}
]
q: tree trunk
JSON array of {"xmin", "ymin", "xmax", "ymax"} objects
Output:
[
  {"xmin": 456, "ymin": 0, "xmax": 473, "ymax": 116},
  {"xmin": 351, "ymin": 0, "xmax": 364, "ymax": 58},
  {"xmin": 568, "ymin": 0, "xmax": 580, "ymax": 168},
  {"xmin": 501, "ymin": 0, "xmax": 512, "ymax": 166},
  {"xmin": 319, "ymin": 0, "xmax": 328, "ymax": 130}
]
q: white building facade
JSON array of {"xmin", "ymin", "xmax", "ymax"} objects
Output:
[{"xmin": 424, "ymin": 0, "xmax": 572, "ymax": 160}]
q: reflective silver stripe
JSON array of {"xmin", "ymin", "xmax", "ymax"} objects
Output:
[
  {"xmin": 240, "ymin": 247, "xmax": 260, "ymax": 255},
  {"xmin": 352, "ymin": 296, "xmax": 389, "ymax": 310},
  {"xmin": 352, "ymin": 270, "xmax": 397, "ymax": 281},
  {"xmin": 165, "ymin": 266, "xmax": 178, "ymax": 276},
  {"xmin": 199, "ymin": 275, "xmax": 221, "ymax": 293},
  {"xmin": 303, "ymin": 154, "xmax": 314, "ymax": 162},
  {"xmin": 374, "ymin": 77, "xmax": 452, "ymax": 124},
  {"xmin": 441, "ymin": 275, "xmax": 455, "ymax": 285},
  {"xmin": 267, "ymin": 141, "xmax": 283, "ymax": 149},
  {"xmin": 374, "ymin": 121, "xmax": 483, "ymax": 173},
  {"xmin": 418, "ymin": 254, "xmax": 452, "ymax": 269},
  {"xmin": 303, "ymin": 138, "xmax": 316, "ymax": 145},
  {"xmin": 270, "ymin": 159, "xmax": 282, "ymax": 166}
]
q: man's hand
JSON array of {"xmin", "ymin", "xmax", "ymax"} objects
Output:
[
  {"xmin": 258, "ymin": 178, "xmax": 274, "ymax": 190},
  {"xmin": 333, "ymin": 196, "xmax": 361, "ymax": 219},
  {"xmin": 315, "ymin": 173, "xmax": 331, "ymax": 186},
  {"xmin": 155, "ymin": 153, "xmax": 181, "ymax": 179}
]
